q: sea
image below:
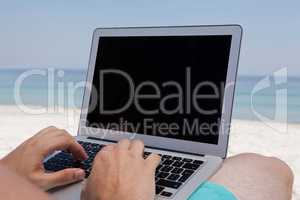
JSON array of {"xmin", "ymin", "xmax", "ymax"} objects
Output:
[{"xmin": 0, "ymin": 68, "xmax": 299, "ymax": 123}]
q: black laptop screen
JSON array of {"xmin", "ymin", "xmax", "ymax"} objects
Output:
[{"xmin": 86, "ymin": 35, "xmax": 232, "ymax": 145}]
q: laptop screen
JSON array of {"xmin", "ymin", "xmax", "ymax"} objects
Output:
[{"xmin": 86, "ymin": 35, "xmax": 232, "ymax": 145}]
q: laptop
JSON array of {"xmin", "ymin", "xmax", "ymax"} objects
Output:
[{"xmin": 45, "ymin": 25, "xmax": 242, "ymax": 200}]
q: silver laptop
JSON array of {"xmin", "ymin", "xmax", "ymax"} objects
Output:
[{"xmin": 46, "ymin": 25, "xmax": 242, "ymax": 200}]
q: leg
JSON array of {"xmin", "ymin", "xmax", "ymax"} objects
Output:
[{"xmin": 209, "ymin": 153, "xmax": 294, "ymax": 200}]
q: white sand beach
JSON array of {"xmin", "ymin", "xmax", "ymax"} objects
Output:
[{"xmin": 0, "ymin": 105, "xmax": 299, "ymax": 199}]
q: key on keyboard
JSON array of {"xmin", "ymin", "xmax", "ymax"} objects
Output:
[
  {"xmin": 44, "ymin": 141, "xmax": 205, "ymax": 197},
  {"xmin": 44, "ymin": 141, "xmax": 103, "ymax": 177}
]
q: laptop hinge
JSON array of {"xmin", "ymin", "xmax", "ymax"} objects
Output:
[{"xmin": 86, "ymin": 136, "xmax": 205, "ymax": 157}]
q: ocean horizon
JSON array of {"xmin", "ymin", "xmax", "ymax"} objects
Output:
[{"xmin": 0, "ymin": 68, "xmax": 299, "ymax": 123}]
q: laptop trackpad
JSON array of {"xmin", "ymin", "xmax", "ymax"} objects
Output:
[{"xmin": 49, "ymin": 181, "xmax": 85, "ymax": 200}]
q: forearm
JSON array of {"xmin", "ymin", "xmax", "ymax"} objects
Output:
[{"xmin": 0, "ymin": 163, "xmax": 52, "ymax": 200}]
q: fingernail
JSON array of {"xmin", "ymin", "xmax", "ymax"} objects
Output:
[{"xmin": 75, "ymin": 169, "xmax": 85, "ymax": 180}]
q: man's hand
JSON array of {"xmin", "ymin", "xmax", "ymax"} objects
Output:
[
  {"xmin": 82, "ymin": 139, "xmax": 161, "ymax": 200},
  {"xmin": 0, "ymin": 126, "xmax": 88, "ymax": 190},
  {"xmin": 0, "ymin": 164, "xmax": 52, "ymax": 200}
]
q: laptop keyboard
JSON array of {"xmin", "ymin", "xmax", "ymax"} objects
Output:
[{"xmin": 44, "ymin": 141, "xmax": 204, "ymax": 198}]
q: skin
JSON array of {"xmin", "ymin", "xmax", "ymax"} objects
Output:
[
  {"xmin": 0, "ymin": 127, "xmax": 294, "ymax": 200},
  {"xmin": 82, "ymin": 139, "xmax": 161, "ymax": 200},
  {"xmin": 0, "ymin": 126, "xmax": 88, "ymax": 190},
  {"xmin": 0, "ymin": 127, "xmax": 161, "ymax": 200},
  {"xmin": 0, "ymin": 164, "xmax": 51, "ymax": 200},
  {"xmin": 209, "ymin": 153, "xmax": 294, "ymax": 200}
]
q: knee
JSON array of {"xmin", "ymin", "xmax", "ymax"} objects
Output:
[
  {"xmin": 236, "ymin": 153, "xmax": 294, "ymax": 184},
  {"xmin": 267, "ymin": 156, "xmax": 294, "ymax": 185}
]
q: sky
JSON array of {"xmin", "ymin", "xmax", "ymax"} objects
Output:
[{"xmin": 0, "ymin": 0, "xmax": 299, "ymax": 76}]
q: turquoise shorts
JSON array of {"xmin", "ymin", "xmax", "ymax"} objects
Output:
[{"xmin": 188, "ymin": 182, "xmax": 237, "ymax": 200}]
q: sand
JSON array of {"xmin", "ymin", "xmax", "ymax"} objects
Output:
[{"xmin": 0, "ymin": 105, "xmax": 299, "ymax": 199}]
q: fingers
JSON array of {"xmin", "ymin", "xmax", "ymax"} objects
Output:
[
  {"xmin": 129, "ymin": 140, "xmax": 144, "ymax": 157},
  {"xmin": 66, "ymin": 140, "xmax": 88, "ymax": 160},
  {"xmin": 117, "ymin": 139, "xmax": 130, "ymax": 150},
  {"xmin": 145, "ymin": 154, "xmax": 161, "ymax": 172},
  {"xmin": 96, "ymin": 144, "xmax": 116, "ymax": 158},
  {"xmin": 41, "ymin": 129, "xmax": 88, "ymax": 160},
  {"xmin": 93, "ymin": 144, "xmax": 115, "ymax": 166},
  {"xmin": 96, "ymin": 140, "xmax": 145, "ymax": 161},
  {"xmin": 101, "ymin": 144, "xmax": 115, "ymax": 152},
  {"xmin": 41, "ymin": 168, "xmax": 85, "ymax": 190}
]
